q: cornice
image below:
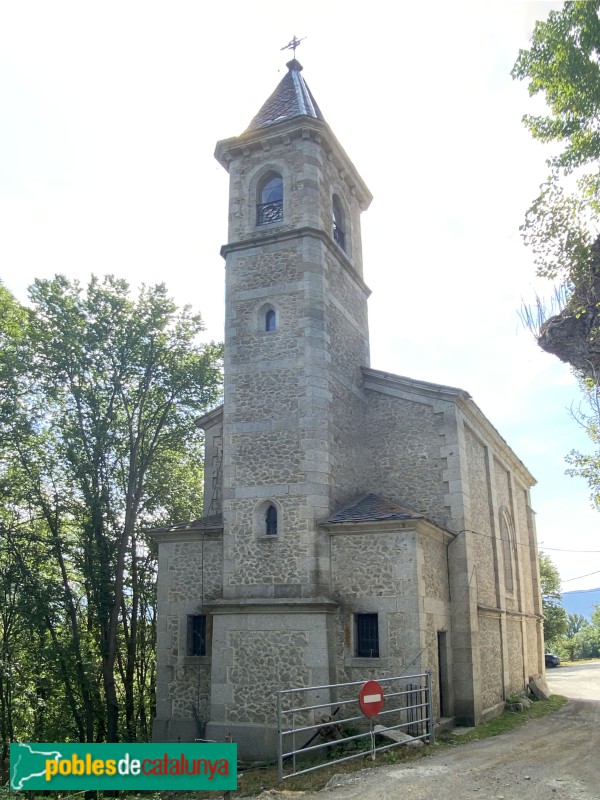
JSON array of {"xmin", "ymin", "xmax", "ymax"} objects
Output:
[
  {"xmin": 362, "ymin": 367, "xmax": 468, "ymax": 403},
  {"xmin": 149, "ymin": 527, "xmax": 223, "ymax": 543},
  {"xmin": 320, "ymin": 517, "xmax": 454, "ymax": 543},
  {"xmin": 215, "ymin": 117, "xmax": 372, "ymax": 211},
  {"xmin": 203, "ymin": 597, "xmax": 339, "ymax": 614},
  {"xmin": 196, "ymin": 404, "xmax": 223, "ymax": 430},
  {"xmin": 221, "ymin": 226, "xmax": 371, "ymax": 298},
  {"xmin": 362, "ymin": 367, "xmax": 536, "ymax": 487}
]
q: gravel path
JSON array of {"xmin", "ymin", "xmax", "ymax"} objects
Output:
[{"xmin": 284, "ymin": 664, "xmax": 600, "ymax": 800}]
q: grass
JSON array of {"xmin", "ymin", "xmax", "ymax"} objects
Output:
[
  {"xmin": 433, "ymin": 694, "xmax": 567, "ymax": 747},
  {"xmin": 0, "ymin": 695, "xmax": 567, "ymax": 800}
]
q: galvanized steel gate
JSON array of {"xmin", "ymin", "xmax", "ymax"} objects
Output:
[{"xmin": 276, "ymin": 672, "xmax": 433, "ymax": 780}]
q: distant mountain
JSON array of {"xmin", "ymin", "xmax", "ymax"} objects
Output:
[{"xmin": 561, "ymin": 588, "xmax": 600, "ymax": 620}]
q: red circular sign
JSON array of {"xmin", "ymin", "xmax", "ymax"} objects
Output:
[{"xmin": 358, "ymin": 680, "xmax": 384, "ymax": 718}]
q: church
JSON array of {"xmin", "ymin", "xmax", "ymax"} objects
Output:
[{"xmin": 151, "ymin": 55, "xmax": 545, "ymax": 759}]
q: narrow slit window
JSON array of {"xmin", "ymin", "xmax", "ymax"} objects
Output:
[
  {"xmin": 355, "ymin": 613, "xmax": 379, "ymax": 658},
  {"xmin": 265, "ymin": 309, "xmax": 276, "ymax": 331},
  {"xmin": 332, "ymin": 195, "xmax": 346, "ymax": 251},
  {"xmin": 265, "ymin": 504, "xmax": 278, "ymax": 535}
]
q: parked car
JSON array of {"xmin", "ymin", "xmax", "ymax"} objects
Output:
[{"xmin": 545, "ymin": 653, "xmax": 560, "ymax": 668}]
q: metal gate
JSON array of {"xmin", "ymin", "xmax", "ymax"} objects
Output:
[{"xmin": 276, "ymin": 672, "xmax": 433, "ymax": 780}]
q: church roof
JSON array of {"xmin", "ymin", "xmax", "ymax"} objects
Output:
[
  {"xmin": 246, "ymin": 59, "xmax": 325, "ymax": 132},
  {"xmin": 322, "ymin": 494, "xmax": 421, "ymax": 524},
  {"xmin": 148, "ymin": 514, "xmax": 223, "ymax": 535}
]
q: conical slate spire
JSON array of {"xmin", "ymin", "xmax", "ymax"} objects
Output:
[{"xmin": 246, "ymin": 59, "xmax": 326, "ymax": 132}]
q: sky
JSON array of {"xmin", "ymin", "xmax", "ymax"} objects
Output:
[{"xmin": 1, "ymin": 0, "xmax": 599, "ymax": 592}]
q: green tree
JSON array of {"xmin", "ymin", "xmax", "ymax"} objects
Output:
[
  {"xmin": 514, "ymin": 2, "xmax": 600, "ymax": 518},
  {"xmin": 565, "ymin": 379, "xmax": 600, "ymax": 510},
  {"xmin": 539, "ymin": 552, "xmax": 568, "ymax": 645},
  {"xmin": 567, "ymin": 612, "xmax": 588, "ymax": 637},
  {"xmin": 512, "ymin": 1, "xmax": 600, "ymax": 172},
  {"xmin": 0, "ymin": 275, "xmax": 222, "ymax": 743},
  {"xmin": 513, "ymin": 1, "xmax": 600, "ymax": 378},
  {"xmin": 0, "ymin": 283, "xmax": 27, "ymax": 422},
  {"xmin": 571, "ymin": 625, "xmax": 600, "ymax": 659}
]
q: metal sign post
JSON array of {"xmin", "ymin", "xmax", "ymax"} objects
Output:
[{"xmin": 358, "ymin": 680, "xmax": 384, "ymax": 761}]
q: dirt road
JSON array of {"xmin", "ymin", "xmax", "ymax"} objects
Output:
[{"xmin": 296, "ymin": 664, "xmax": 600, "ymax": 800}]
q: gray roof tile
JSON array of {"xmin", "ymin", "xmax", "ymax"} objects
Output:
[
  {"xmin": 246, "ymin": 59, "xmax": 325, "ymax": 132},
  {"xmin": 323, "ymin": 494, "xmax": 421, "ymax": 524}
]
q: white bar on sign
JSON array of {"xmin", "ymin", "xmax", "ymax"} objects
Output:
[{"xmin": 363, "ymin": 693, "xmax": 382, "ymax": 703}]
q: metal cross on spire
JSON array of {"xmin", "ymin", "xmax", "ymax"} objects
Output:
[{"xmin": 281, "ymin": 35, "xmax": 305, "ymax": 58}]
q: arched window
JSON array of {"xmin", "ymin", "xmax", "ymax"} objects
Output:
[
  {"xmin": 332, "ymin": 195, "xmax": 346, "ymax": 251},
  {"xmin": 257, "ymin": 173, "xmax": 283, "ymax": 225},
  {"xmin": 265, "ymin": 504, "xmax": 278, "ymax": 536},
  {"xmin": 265, "ymin": 308, "xmax": 276, "ymax": 332},
  {"xmin": 254, "ymin": 498, "xmax": 281, "ymax": 539},
  {"xmin": 499, "ymin": 510, "xmax": 515, "ymax": 594}
]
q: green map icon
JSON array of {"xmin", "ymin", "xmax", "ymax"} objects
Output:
[{"xmin": 11, "ymin": 743, "xmax": 63, "ymax": 790}]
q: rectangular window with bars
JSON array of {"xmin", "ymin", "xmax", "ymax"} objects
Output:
[
  {"xmin": 187, "ymin": 614, "xmax": 207, "ymax": 657},
  {"xmin": 355, "ymin": 613, "xmax": 379, "ymax": 658}
]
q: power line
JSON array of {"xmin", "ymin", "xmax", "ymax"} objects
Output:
[
  {"xmin": 561, "ymin": 569, "xmax": 600, "ymax": 583},
  {"xmin": 541, "ymin": 546, "xmax": 600, "ymax": 554}
]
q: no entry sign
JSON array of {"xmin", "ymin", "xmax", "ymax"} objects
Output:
[{"xmin": 358, "ymin": 680, "xmax": 384, "ymax": 718}]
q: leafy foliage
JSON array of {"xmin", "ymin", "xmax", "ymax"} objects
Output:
[
  {"xmin": 513, "ymin": 2, "xmax": 600, "ymax": 308},
  {"xmin": 513, "ymin": 1, "xmax": 600, "ymax": 173},
  {"xmin": 565, "ymin": 379, "xmax": 600, "ymax": 509},
  {"xmin": 539, "ymin": 552, "xmax": 568, "ymax": 644},
  {"xmin": 514, "ymin": 2, "xmax": 600, "ymax": 529},
  {"xmin": 0, "ymin": 276, "xmax": 222, "ymax": 748}
]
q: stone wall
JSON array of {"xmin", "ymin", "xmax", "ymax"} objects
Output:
[
  {"xmin": 165, "ymin": 537, "xmax": 223, "ymax": 604},
  {"xmin": 222, "ymin": 499, "xmax": 311, "ymax": 594},
  {"xmin": 205, "ymin": 606, "xmax": 336, "ymax": 759},
  {"xmin": 226, "ymin": 630, "xmax": 310, "ymax": 724},
  {"xmin": 153, "ymin": 533, "xmax": 223, "ymax": 741},
  {"xmin": 507, "ymin": 618, "xmax": 525, "ymax": 694},
  {"xmin": 330, "ymin": 529, "xmax": 412, "ymax": 600},
  {"xmin": 364, "ymin": 393, "xmax": 450, "ymax": 527},
  {"xmin": 329, "ymin": 524, "xmax": 452, "ymax": 720},
  {"xmin": 331, "ymin": 528, "xmax": 420, "ymax": 684},
  {"xmin": 494, "ymin": 458, "xmax": 511, "ymax": 511},
  {"xmin": 420, "ymin": 531, "xmax": 452, "ymax": 719},
  {"xmin": 326, "ymin": 245, "xmax": 369, "ymax": 509},
  {"xmin": 478, "ymin": 613, "xmax": 503, "ymax": 712},
  {"xmin": 526, "ymin": 618, "xmax": 541, "ymax": 675},
  {"xmin": 462, "ymin": 415, "xmax": 540, "ymax": 710},
  {"xmin": 420, "ymin": 529, "xmax": 449, "ymax": 603}
]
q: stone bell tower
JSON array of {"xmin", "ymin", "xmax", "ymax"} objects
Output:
[{"xmin": 204, "ymin": 58, "xmax": 373, "ymax": 755}]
